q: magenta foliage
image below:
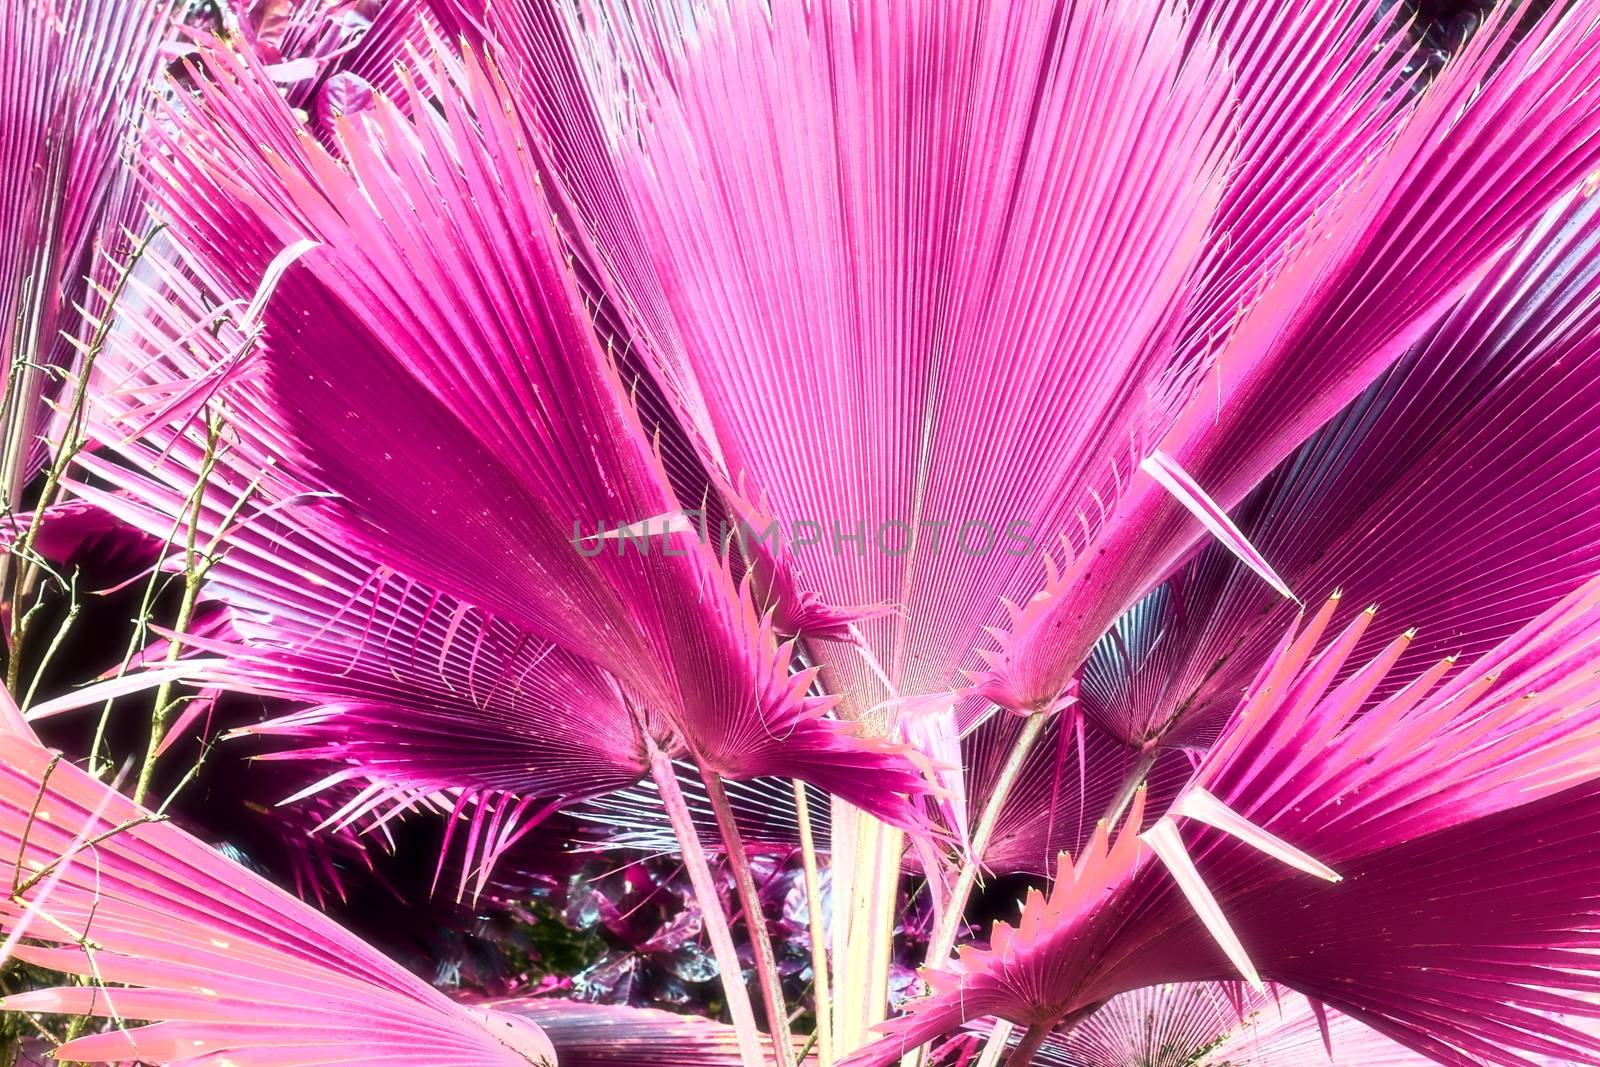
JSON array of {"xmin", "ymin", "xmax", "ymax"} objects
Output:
[
  {"xmin": 1076, "ymin": 182, "xmax": 1600, "ymax": 756},
  {"xmin": 0, "ymin": 0, "xmax": 173, "ymax": 502},
  {"xmin": 0, "ymin": 716, "xmax": 562, "ymax": 1065},
  {"xmin": 126, "ymin": 31, "xmax": 930, "ymax": 826},
  {"xmin": 847, "ymin": 578, "xmax": 1600, "ymax": 1064},
  {"xmin": 956, "ymin": 167, "xmax": 1600, "ymax": 882},
  {"xmin": 1030, "ymin": 983, "xmax": 1437, "ymax": 1066},
  {"xmin": 11, "ymin": 0, "xmax": 1600, "ymax": 1064}
]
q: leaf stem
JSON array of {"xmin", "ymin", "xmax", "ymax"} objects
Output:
[
  {"xmin": 1101, "ymin": 748, "xmax": 1157, "ymax": 830},
  {"xmin": 926, "ymin": 712, "xmax": 1047, "ymax": 967},
  {"xmin": 702, "ymin": 763, "xmax": 795, "ymax": 1067},
  {"xmin": 647, "ymin": 742, "xmax": 765, "ymax": 1067},
  {"xmin": 976, "ymin": 1021, "xmax": 1014, "ymax": 1067},
  {"xmin": 18, "ymin": 572, "xmax": 78, "ymax": 714},
  {"xmin": 793, "ymin": 780, "xmax": 833, "ymax": 1066},
  {"xmin": 905, "ymin": 712, "xmax": 1047, "ymax": 1067},
  {"xmin": 131, "ymin": 408, "xmax": 222, "ymax": 806},
  {"xmin": 1005, "ymin": 1022, "xmax": 1051, "ymax": 1066}
]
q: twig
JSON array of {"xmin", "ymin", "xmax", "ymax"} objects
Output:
[
  {"xmin": 6, "ymin": 226, "xmax": 166, "ymax": 691},
  {"xmin": 19, "ymin": 570, "xmax": 80, "ymax": 713},
  {"xmin": 132, "ymin": 406, "xmax": 224, "ymax": 805}
]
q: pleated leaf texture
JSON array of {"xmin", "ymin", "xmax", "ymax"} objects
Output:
[
  {"xmin": 845, "ymin": 579, "xmax": 1600, "ymax": 1065},
  {"xmin": 0, "ymin": 0, "xmax": 173, "ymax": 506},
  {"xmin": 0, "ymin": 705, "xmax": 805, "ymax": 1064},
  {"xmin": 124, "ymin": 28, "xmax": 932, "ymax": 825},
  {"xmin": 471, "ymin": 0, "xmax": 1600, "ymax": 720},
  {"xmin": 8, "ymin": 0, "xmax": 1600, "ymax": 1065}
]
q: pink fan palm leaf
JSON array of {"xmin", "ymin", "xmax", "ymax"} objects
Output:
[
  {"xmin": 982, "ymin": 0, "xmax": 1600, "ymax": 717},
  {"xmin": 63, "ymin": 235, "xmax": 662, "ymax": 898},
  {"xmin": 0, "ymin": 714, "xmax": 562, "ymax": 1066},
  {"xmin": 842, "ymin": 575, "xmax": 1600, "ymax": 1065},
  {"xmin": 1075, "ymin": 182, "xmax": 1600, "ymax": 756},
  {"xmin": 477, "ymin": 0, "xmax": 1246, "ymax": 719},
  {"xmin": 957, "ymin": 157, "xmax": 1600, "ymax": 884},
  {"xmin": 131, "ymin": 35, "xmax": 926, "ymax": 827},
  {"xmin": 0, "ymin": 0, "xmax": 174, "ymax": 513},
  {"xmin": 1032, "ymin": 983, "xmax": 1438, "ymax": 1066}
]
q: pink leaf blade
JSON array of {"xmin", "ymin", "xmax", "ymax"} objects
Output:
[
  {"xmin": 1141, "ymin": 816, "xmax": 1265, "ymax": 992},
  {"xmin": 1139, "ymin": 450, "xmax": 1297, "ymax": 604},
  {"xmin": 0, "ymin": 717, "xmax": 555, "ymax": 1066}
]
